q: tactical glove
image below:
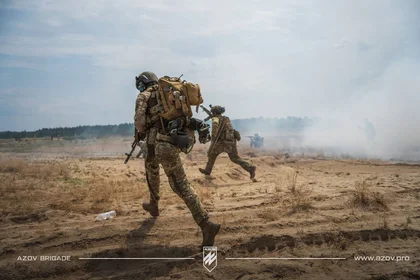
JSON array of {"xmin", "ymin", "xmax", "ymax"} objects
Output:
[{"xmin": 135, "ymin": 129, "xmax": 146, "ymax": 143}]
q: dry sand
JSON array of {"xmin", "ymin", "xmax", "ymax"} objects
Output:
[{"xmin": 0, "ymin": 138, "xmax": 419, "ymax": 279}]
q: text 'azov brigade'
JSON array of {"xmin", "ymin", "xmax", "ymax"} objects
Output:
[{"xmin": 17, "ymin": 255, "xmax": 71, "ymax": 262}]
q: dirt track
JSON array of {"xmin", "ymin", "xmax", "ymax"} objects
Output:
[{"xmin": 0, "ymin": 139, "xmax": 419, "ymax": 279}]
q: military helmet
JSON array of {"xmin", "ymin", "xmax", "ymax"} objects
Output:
[
  {"xmin": 210, "ymin": 105, "xmax": 225, "ymax": 115},
  {"xmin": 135, "ymin": 71, "xmax": 158, "ymax": 92}
]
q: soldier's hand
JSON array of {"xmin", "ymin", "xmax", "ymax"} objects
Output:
[
  {"xmin": 135, "ymin": 131, "xmax": 146, "ymax": 142},
  {"xmin": 198, "ymin": 131, "xmax": 211, "ymax": 144},
  {"xmin": 138, "ymin": 132, "xmax": 146, "ymax": 141}
]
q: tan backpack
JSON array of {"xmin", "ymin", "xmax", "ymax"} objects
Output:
[{"xmin": 157, "ymin": 76, "xmax": 203, "ymax": 121}]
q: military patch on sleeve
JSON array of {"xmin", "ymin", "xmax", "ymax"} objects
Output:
[{"xmin": 212, "ymin": 117, "xmax": 219, "ymax": 125}]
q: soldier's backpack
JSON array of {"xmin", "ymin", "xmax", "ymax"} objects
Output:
[{"xmin": 157, "ymin": 76, "xmax": 203, "ymax": 121}]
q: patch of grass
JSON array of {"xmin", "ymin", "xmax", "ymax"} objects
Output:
[
  {"xmin": 372, "ymin": 192, "xmax": 388, "ymax": 209},
  {"xmin": 258, "ymin": 208, "xmax": 278, "ymax": 222},
  {"xmin": 382, "ymin": 215, "xmax": 389, "ymax": 229},
  {"xmin": 288, "ymin": 185, "xmax": 313, "ymax": 213},
  {"xmin": 406, "ymin": 216, "xmax": 412, "ymax": 224},
  {"xmin": 286, "ymin": 171, "xmax": 298, "ymax": 193},
  {"xmin": 404, "ymin": 216, "xmax": 412, "ymax": 229},
  {"xmin": 0, "ymin": 159, "xmax": 147, "ymax": 216},
  {"xmin": 65, "ymin": 178, "xmax": 85, "ymax": 185},
  {"xmin": 0, "ymin": 159, "xmax": 70, "ymax": 180},
  {"xmin": 349, "ymin": 180, "xmax": 389, "ymax": 211},
  {"xmin": 0, "ymin": 159, "xmax": 26, "ymax": 173},
  {"xmin": 271, "ymin": 184, "xmax": 283, "ymax": 203},
  {"xmin": 296, "ymin": 228, "xmax": 305, "ymax": 236},
  {"xmin": 283, "ymin": 171, "xmax": 313, "ymax": 214}
]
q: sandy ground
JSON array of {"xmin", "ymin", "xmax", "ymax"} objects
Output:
[{"xmin": 0, "ymin": 138, "xmax": 419, "ymax": 280}]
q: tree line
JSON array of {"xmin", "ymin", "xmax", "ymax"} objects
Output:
[{"xmin": 0, "ymin": 117, "xmax": 315, "ymax": 139}]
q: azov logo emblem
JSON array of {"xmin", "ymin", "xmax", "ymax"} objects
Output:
[{"xmin": 203, "ymin": 246, "xmax": 217, "ymax": 272}]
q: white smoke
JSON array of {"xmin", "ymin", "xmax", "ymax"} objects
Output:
[{"xmin": 303, "ymin": 59, "xmax": 420, "ymax": 161}]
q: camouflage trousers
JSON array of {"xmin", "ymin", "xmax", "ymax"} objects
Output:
[
  {"xmin": 145, "ymin": 141, "xmax": 209, "ymax": 225},
  {"xmin": 204, "ymin": 142, "xmax": 254, "ymax": 174}
]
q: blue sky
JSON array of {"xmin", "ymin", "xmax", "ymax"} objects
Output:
[{"xmin": 0, "ymin": 0, "xmax": 420, "ymax": 133}]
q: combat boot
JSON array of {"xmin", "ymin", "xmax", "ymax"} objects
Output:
[
  {"xmin": 249, "ymin": 166, "xmax": 256, "ymax": 180},
  {"xmin": 199, "ymin": 168, "xmax": 211, "ymax": 175},
  {"xmin": 142, "ymin": 200, "xmax": 159, "ymax": 217},
  {"xmin": 199, "ymin": 219, "xmax": 221, "ymax": 247}
]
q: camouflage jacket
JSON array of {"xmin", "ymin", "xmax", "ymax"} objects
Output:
[
  {"xmin": 211, "ymin": 115, "xmax": 235, "ymax": 143},
  {"xmin": 134, "ymin": 85, "xmax": 161, "ymax": 146}
]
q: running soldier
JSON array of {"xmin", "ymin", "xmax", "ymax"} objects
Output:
[
  {"xmin": 199, "ymin": 105, "xmax": 256, "ymax": 180},
  {"xmin": 134, "ymin": 71, "xmax": 220, "ymax": 247}
]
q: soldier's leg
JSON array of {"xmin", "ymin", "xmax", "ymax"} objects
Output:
[
  {"xmin": 156, "ymin": 141, "xmax": 220, "ymax": 246},
  {"xmin": 156, "ymin": 142, "xmax": 208, "ymax": 224},
  {"xmin": 143, "ymin": 145, "xmax": 160, "ymax": 216},
  {"xmin": 228, "ymin": 144, "xmax": 256, "ymax": 179},
  {"xmin": 199, "ymin": 151, "xmax": 220, "ymax": 175}
]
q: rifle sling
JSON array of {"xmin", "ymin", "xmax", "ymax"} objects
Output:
[{"xmin": 208, "ymin": 117, "xmax": 225, "ymax": 155}]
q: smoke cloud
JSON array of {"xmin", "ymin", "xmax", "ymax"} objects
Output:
[{"xmin": 302, "ymin": 57, "xmax": 420, "ymax": 161}]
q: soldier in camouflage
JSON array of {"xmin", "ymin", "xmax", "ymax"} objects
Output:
[
  {"xmin": 134, "ymin": 71, "xmax": 220, "ymax": 247},
  {"xmin": 199, "ymin": 105, "xmax": 256, "ymax": 180}
]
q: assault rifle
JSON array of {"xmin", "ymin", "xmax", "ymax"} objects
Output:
[
  {"xmin": 124, "ymin": 130, "xmax": 145, "ymax": 164},
  {"xmin": 200, "ymin": 105, "xmax": 214, "ymax": 122},
  {"xmin": 124, "ymin": 140, "xmax": 137, "ymax": 164}
]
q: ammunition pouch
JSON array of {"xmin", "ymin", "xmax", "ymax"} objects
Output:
[
  {"xmin": 170, "ymin": 129, "xmax": 193, "ymax": 154},
  {"xmin": 168, "ymin": 118, "xmax": 183, "ymax": 131},
  {"xmin": 149, "ymin": 104, "xmax": 164, "ymax": 115},
  {"xmin": 156, "ymin": 132, "xmax": 172, "ymax": 143},
  {"xmin": 155, "ymin": 117, "xmax": 195, "ymax": 153}
]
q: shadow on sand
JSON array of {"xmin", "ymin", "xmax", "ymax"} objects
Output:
[{"xmin": 83, "ymin": 218, "xmax": 199, "ymax": 279}]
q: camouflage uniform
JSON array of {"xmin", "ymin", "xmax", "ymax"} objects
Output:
[
  {"xmin": 202, "ymin": 115, "xmax": 256, "ymax": 177},
  {"xmin": 134, "ymin": 85, "xmax": 209, "ymax": 225}
]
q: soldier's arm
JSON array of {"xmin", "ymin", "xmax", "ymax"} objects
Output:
[{"xmin": 134, "ymin": 91, "xmax": 151, "ymax": 133}]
